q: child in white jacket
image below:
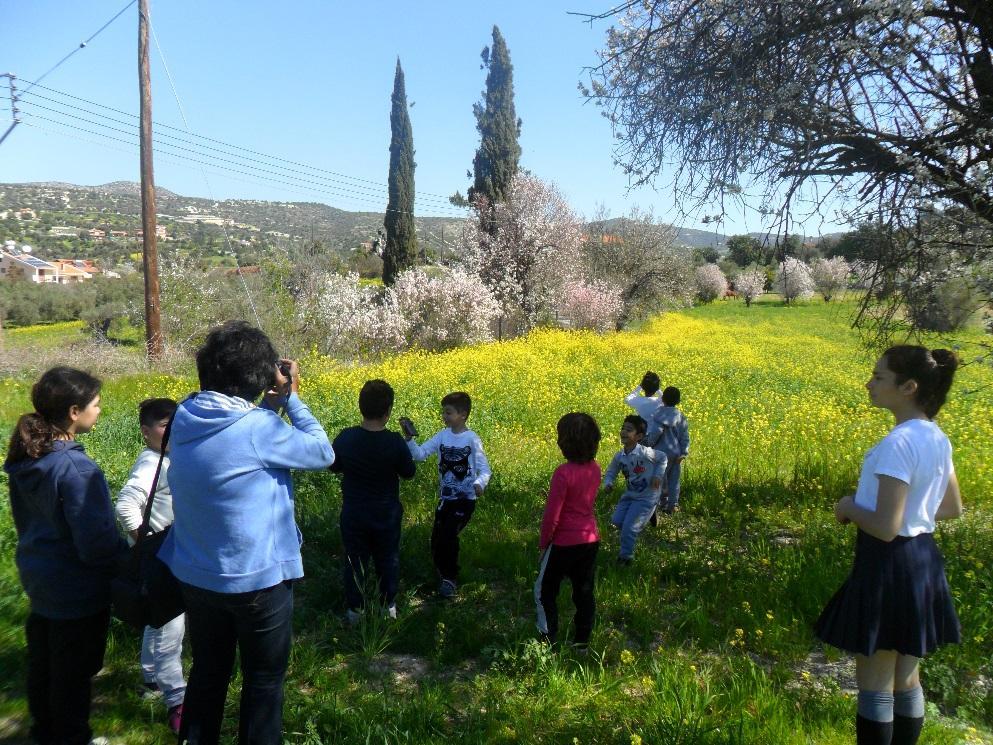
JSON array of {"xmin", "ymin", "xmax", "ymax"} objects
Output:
[{"xmin": 115, "ymin": 397, "xmax": 185, "ymax": 734}]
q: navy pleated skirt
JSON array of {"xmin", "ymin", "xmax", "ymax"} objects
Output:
[{"xmin": 815, "ymin": 530, "xmax": 960, "ymax": 657}]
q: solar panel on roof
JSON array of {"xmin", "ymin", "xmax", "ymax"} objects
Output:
[{"xmin": 24, "ymin": 257, "xmax": 52, "ymax": 268}]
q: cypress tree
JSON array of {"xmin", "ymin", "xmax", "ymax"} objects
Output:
[
  {"xmin": 383, "ymin": 58, "xmax": 417, "ymax": 286},
  {"xmin": 469, "ymin": 26, "xmax": 522, "ymax": 207}
]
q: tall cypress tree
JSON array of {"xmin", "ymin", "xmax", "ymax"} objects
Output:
[
  {"xmin": 468, "ymin": 26, "xmax": 522, "ymax": 207},
  {"xmin": 383, "ymin": 58, "xmax": 417, "ymax": 286}
]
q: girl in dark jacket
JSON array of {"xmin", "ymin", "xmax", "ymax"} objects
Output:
[{"xmin": 5, "ymin": 366, "xmax": 126, "ymax": 745}]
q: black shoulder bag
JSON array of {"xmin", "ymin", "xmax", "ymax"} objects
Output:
[{"xmin": 111, "ymin": 416, "xmax": 185, "ymax": 629}]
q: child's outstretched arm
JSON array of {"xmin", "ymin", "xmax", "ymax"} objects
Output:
[
  {"xmin": 603, "ymin": 452, "xmax": 622, "ymax": 490},
  {"xmin": 406, "ymin": 431, "xmax": 442, "ymax": 462},
  {"xmin": 471, "ymin": 434, "xmax": 492, "ymax": 496}
]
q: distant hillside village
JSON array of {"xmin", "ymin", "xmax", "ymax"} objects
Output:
[{"xmin": 0, "ymin": 182, "xmax": 469, "ymax": 277}]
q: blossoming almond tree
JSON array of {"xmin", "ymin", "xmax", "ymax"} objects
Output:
[
  {"xmin": 459, "ymin": 173, "xmax": 583, "ymax": 331},
  {"xmin": 388, "ymin": 267, "xmax": 501, "ymax": 351},
  {"xmin": 775, "ymin": 257, "xmax": 815, "ymax": 305},
  {"xmin": 582, "ymin": 0, "xmax": 993, "ymax": 333},
  {"xmin": 811, "ymin": 256, "xmax": 851, "ymax": 302},
  {"xmin": 735, "ymin": 267, "xmax": 767, "ymax": 307}
]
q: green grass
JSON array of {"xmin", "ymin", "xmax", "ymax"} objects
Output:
[{"xmin": 0, "ymin": 299, "xmax": 991, "ymax": 744}]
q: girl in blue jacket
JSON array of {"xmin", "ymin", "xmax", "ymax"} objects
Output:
[{"xmin": 5, "ymin": 366, "xmax": 126, "ymax": 745}]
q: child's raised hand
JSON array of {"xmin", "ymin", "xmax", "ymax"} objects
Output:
[{"xmin": 474, "ymin": 483, "xmax": 483, "ymax": 497}]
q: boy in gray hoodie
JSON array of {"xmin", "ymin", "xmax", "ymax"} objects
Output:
[{"xmin": 651, "ymin": 386, "xmax": 690, "ymax": 514}]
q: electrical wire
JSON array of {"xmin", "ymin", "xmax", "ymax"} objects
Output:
[
  {"xmin": 17, "ymin": 79, "xmax": 466, "ymax": 207},
  {"xmin": 15, "ymin": 91, "xmax": 464, "ymax": 215},
  {"xmin": 23, "ymin": 0, "xmax": 138, "ymax": 95}
]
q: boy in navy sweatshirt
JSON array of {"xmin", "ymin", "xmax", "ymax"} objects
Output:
[{"xmin": 330, "ymin": 380, "xmax": 416, "ymax": 621}]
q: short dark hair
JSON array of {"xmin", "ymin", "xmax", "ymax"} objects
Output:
[
  {"xmin": 441, "ymin": 391, "xmax": 471, "ymax": 417},
  {"xmin": 359, "ymin": 379, "xmax": 394, "ymax": 419},
  {"xmin": 624, "ymin": 414, "xmax": 647, "ymax": 435},
  {"xmin": 7, "ymin": 366, "xmax": 102, "ymax": 462},
  {"xmin": 883, "ymin": 346, "xmax": 958, "ymax": 418},
  {"xmin": 641, "ymin": 371, "xmax": 661, "ymax": 397},
  {"xmin": 139, "ymin": 398, "xmax": 177, "ymax": 427},
  {"xmin": 196, "ymin": 321, "xmax": 278, "ymax": 401},
  {"xmin": 557, "ymin": 412, "xmax": 601, "ymax": 463},
  {"xmin": 662, "ymin": 386, "xmax": 681, "ymax": 406}
]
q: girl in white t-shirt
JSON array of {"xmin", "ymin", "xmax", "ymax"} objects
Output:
[{"xmin": 815, "ymin": 346, "xmax": 963, "ymax": 745}]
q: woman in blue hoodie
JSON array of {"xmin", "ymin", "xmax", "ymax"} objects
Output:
[
  {"xmin": 5, "ymin": 366, "xmax": 127, "ymax": 745},
  {"xmin": 158, "ymin": 321, "xmax": 334, "ymax": 745}
]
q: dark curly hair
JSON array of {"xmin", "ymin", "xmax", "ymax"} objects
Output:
[
  {"xmin": 883, "ymin": 345, "xmax": 958, "ymax": 419},
  {"xmin": 7, "ymin": 366, "xmax": 102, "ymax": 462},
  {"xmin": 196, "ymin": 321, "xmax": 278, "ymax": 401},
  {"xmin": 557, "ymin": 412, "xmax": 601, "ymax": 463}
]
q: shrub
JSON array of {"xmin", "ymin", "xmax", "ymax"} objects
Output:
[
  {"xmin": 557, "ymin": 279, "xmax": 623, "ymax": 332},
  {"xmin": 695, "ymin": 264, "xmax": 727, "ymax": 303},
  {"xmin": 388, "ymin": 267, "xmax": 500, "ymax": 351}
]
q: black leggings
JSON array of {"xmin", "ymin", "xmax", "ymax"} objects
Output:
[{"xmin": 535, "ymin": 541, "xmax": 599, "ymax": 644}]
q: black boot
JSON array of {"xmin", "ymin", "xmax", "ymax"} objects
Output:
[
  {"xmin": 891, "ymin": 714, "xmax": 923, "ymax": 745},
  {"xmin": 856, "ymin": 714, "xmax": 893, "ymax": 745}
]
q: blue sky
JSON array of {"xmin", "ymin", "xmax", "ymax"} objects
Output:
[{"xmin": 1, "ymin": 1, "xmax": 845, "ymax": 236}]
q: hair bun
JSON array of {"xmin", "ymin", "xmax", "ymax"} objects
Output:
[{"xmin": 931, "ymin": 349, "xmax": 958, "ymax": 370}]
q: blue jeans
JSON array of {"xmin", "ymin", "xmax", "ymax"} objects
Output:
[
  {"xmin": 180, "ymin": 580, "xmax": 293, "ymax": 745},
  {"xmin": 611, "ymin": 494, "xmax": 660, "ymax": 559},
  {"xmin": 663, "ymin": 459, "xmax": 683, "ymax": 510}
]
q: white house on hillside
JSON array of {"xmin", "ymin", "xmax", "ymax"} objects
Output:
[{"xmin": 0, "ymin": 249, "xmax": 60, "ymax": 283}]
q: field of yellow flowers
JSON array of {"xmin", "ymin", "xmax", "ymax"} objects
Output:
[{"xmin": 0, "ymin": 299, "xmax": 990, "ymax": 744}]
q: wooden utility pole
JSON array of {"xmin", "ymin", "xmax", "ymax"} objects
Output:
[{"xmin": 138, "ymin": 0, "xmax": 163, "ymax": 359}]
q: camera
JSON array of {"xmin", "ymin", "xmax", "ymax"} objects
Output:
[
  {"xmin": 278, "ymin": 361, "xmax": 292, "ymax": 379},
  {"xmin": 399, "ymin": 417, "xmax": 418, "ymax": 438}
]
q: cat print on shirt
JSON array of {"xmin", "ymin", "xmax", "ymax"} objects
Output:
[{"xmin": 439, "ymin": 444, "xmax": 472, "ymax": 498}]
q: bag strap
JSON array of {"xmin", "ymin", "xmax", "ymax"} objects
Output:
[{"xmin": 135, "ymin": 414, "xmax": 175, "ymax": 545}]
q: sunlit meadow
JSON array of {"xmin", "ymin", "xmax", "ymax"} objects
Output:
[{"xmin": 1, "ymin": 299, "xmax": 990, "ymax": 743}]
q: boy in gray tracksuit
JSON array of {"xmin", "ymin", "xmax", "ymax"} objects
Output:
[
  {"xmin": 603, "ymin": 414, "xmax": 666, "ymax": 564},
  {"xmin": 651, "ymin": 386, "xmax": 690, "ymax": 513}
]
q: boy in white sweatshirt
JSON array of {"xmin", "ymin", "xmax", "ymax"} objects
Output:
[
  {"xmin": 115, "ymin": 397, "xmax": 185, "ymax": 734},
  {"xmin": 405, "ymin": 391, "xmax": 491, "ymax": 598}
]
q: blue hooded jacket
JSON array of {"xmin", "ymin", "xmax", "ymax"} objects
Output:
[
  {"xmin": 5, "ymin": 440, "xmax": 126, "ymax": 619},
  {"xmin": 158, "ymin": 391, "xmax": 334, "ymax": 594}
]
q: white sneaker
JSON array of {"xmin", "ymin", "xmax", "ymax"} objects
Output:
[
  {"xmin": 88, "ymin": 738, "xmax": 110, "ymax": 745},
  {"xmin": 386, "ymin": 604, "xmax": 398, "ymax": 620},
  {"xmin": 439, "ymin": 579, "xmax": 457, "ymax": 598},
  {"xmin": 345, "ymin": 608, "xmax": 363, "ymax": 626}
]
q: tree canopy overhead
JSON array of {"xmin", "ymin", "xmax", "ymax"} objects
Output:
[
  {"xmin": 468, "ymin": 26, "xmax": 522, "ymax": 206},
  {"xmin": 583, "ymin": 0, "xmax": 993, "ymax": 232}
]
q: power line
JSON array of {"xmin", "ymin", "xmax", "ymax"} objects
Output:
[
  {"xmin": 18, "ymin": 115, "xmax": 460, "ymax": 219},
  {"xmin": 16, "ymin": 78, "xmax": 466, "ymax": 207},
  {"xmin": 16, "ymin": 89, "xmax": 463, "ymax": 214},
  {"xmin": 23, "ymin": 0, "xmax": 138, "ymax": 95}
]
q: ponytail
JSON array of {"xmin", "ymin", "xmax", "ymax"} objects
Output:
[
  {"xmin": 883, "ymin": 345, "xmax": 958, "ymax": 419},
  {"xmin": 5, "ymin": 367, "xmax": 102, "ymax": 463}
]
